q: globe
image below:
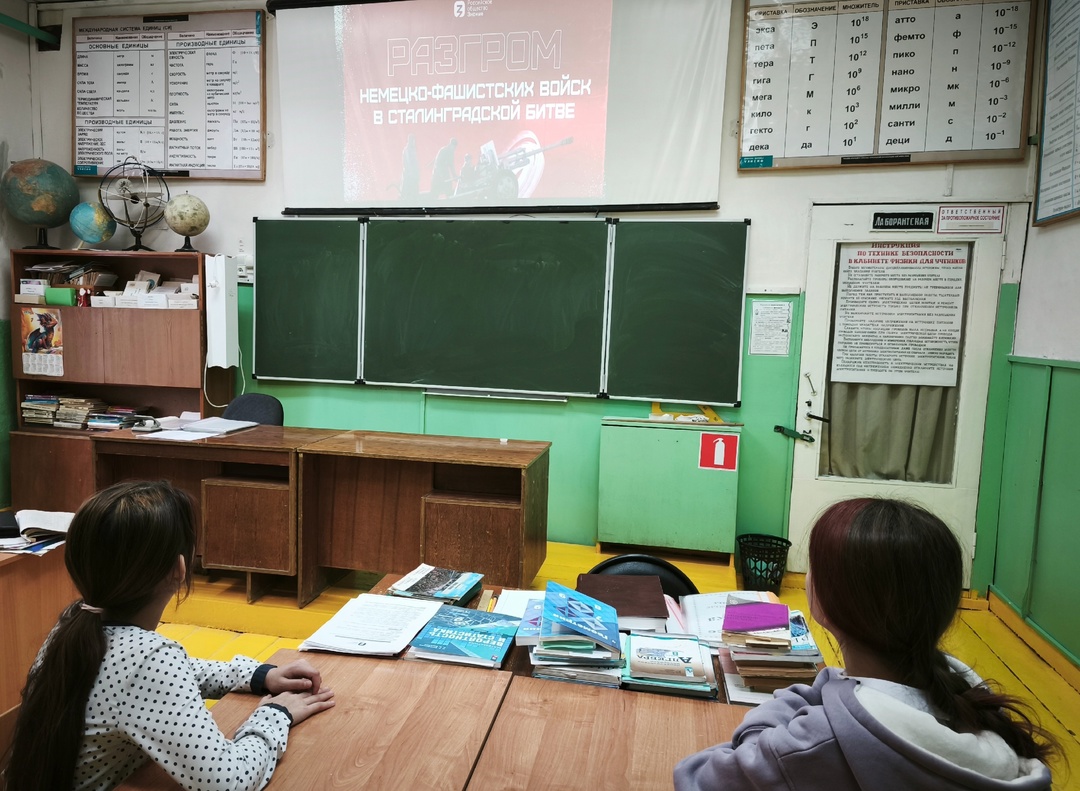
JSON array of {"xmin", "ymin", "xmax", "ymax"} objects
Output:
[
  {"xmin": 69, "ymin": 201, "xmax": 117, "ymax": 247},
  {"xmin": 164, "ymin": 193, "xmax": 210, "ymax": 252},
  {"xmin": 0, "ymin": 158, "xmax": 80, "ymax": 248}
]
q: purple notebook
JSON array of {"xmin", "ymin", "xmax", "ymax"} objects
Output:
[{"xmin": 722, "ymin": 601, "xmax": 790, "ymax": 633}]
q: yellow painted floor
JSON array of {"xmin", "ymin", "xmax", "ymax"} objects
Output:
[{"xmin": 163, "ymin": 542, "xmax": 1079, "ymax": 784}]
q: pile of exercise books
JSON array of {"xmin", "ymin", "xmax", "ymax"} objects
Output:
[
  {"xmin": 620, "ymin": 631, "xmax": 718, "ymax": 698},
  {"xmin": 54, "ymin": 396, "xmax": 108, "ymax": 430},
  {"xmin": 677, "ymin": 590, "xmax": 779, "ymax": 648},
  {"xmin": 87, "ymin": 406, "xmax": 152, "ymax": 431},
  {"xmin": 404, "ymin": 604, "xmax": 520, "ymax": 668},
  {"xmin": 729, "ymin": 611, "xmax": 822, "ymax": 694},
  {"xmin": 529, "ymin": 581, "xmax": 623, "ymax": 687},
  {"xmin": 720, "ymin": 599, "xmax": 792, "ymax": 651},
  {"xmin": 387, "ymin": 563, "xmax": 484, "ymax": 605},
  {"xmin": 21, "ymin": 394, "xmax": 60, "ymax": 425}
]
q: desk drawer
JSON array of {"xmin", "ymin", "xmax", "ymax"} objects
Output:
[
  {"xmin": 422, "ymin": 492, "xmax": 523, "ymax": 587},
  {"xmin": 201, "ymin": 477, "xmax": 294, "ymax": 574}
]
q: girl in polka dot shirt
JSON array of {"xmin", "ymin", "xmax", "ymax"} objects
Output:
[{"xmin": 1, "ymin": 480, "xmax": 335, "ymax": 790}]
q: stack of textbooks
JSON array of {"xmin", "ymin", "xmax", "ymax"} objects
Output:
[
  {"xmin": 620, "ymin": 632, "xmax": 718, "ymax": 698},
  {"xmin": 54, "ymin": 396, "xmax": 108, "ymax": 430},
  {"xmin": 677, "ymin": 590, "xmax": 779, "ymax": 649},
  {"xmin": 21, "ymin": 394, "xmax": 60, "ymax": 426},
  {"xmin": 730, "ymin": 611, "xmax": 822, "ymax": 693},
  {"xmin": 720, "ymin": 600, "xmax": 792, "ymax": 651},
  {"xmin": 529, "ymin": 581, "xmax": 623, "ymax": 687},
  {"xmin": 404, "ymin": 604, "xmax": 520, "ymax": 668},
  {"xmin": 387, "ymin": 563, "xmax": 484, "ymax": 605}
]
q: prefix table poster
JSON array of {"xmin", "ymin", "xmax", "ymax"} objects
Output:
[
  {"xmin": 72, "ymin": 10, "xmax": 265, "ymax": 180},
  {"xmin": 831, "ymin": 241, "xmax": 969, "ymax": 387},
  {"xmin": 1035, "ymin": 0, "xmax": 1080, "ymax": 225},
  {"xmin": 739, "ymin": 0, "xmax": 1034, "ymax": 170}
]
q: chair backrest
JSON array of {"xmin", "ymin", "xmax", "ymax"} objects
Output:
[
  {"xmin": 221, "ymin": 393, "xmax": 284, "ymax": 426},
  {"xmin": 586, "ymin": 553, "xmax": 699, "ymax": 599}
]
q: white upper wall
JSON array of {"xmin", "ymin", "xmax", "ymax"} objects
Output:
[{"xmin": 22, "ymin": 0, "xmax": 1078, "ymax": 362}]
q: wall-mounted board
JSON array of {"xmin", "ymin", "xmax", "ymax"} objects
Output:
[
  {"xmin": 738, "ymin": 0, "xmax": 1034, "ymax": 171},
  {"xmin": 72, "ymin": 10, "xmax": 265, "ymax": 180},
  {"xmin": 1035, "ymin": 0, "xmax": 1080, "ymax": 225}
]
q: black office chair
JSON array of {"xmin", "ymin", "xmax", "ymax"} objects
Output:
[
  {"xmin": 221, "ymin": 393, "xmax": 284, "ymax": 426},
  {"xmin": 586, "ymin": 553, "xmax": 699, "ymax": 599}
]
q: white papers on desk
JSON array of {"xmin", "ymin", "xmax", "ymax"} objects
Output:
[
  {"xmin": 137, "ymin": 430, "xmax": 207, "ymax": 442},
  {"xmin": 299, "ymin": 594, "xmax": 442, "ymax": 656},
  {"xmin": 491, "ymin": 589, "xmax": 543, "ymax": 618}
]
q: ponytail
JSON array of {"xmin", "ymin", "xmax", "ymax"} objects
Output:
[
  {"xmin": 925, "ymin": 650, "xmax": 1060, "ymax": 764},
  {"xmin": 2, "ymin": 602, "xmax": 108, "ymax": 790}
]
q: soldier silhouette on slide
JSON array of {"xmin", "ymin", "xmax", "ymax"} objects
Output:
[{"xmin": 431, "ymin": 138, "xmax": 458, "ymax": 198}]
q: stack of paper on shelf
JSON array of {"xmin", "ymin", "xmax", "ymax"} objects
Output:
[
  {"xmin": 620, "ymin": 632, "xmax": 718, "ymax": 699},
  {"xmin": 387, "ymin": 563, "xmax": 484, "ymax": 605},
  {"xmin": 54, "ymin": 396, "xmax": 108, "ymax": 430},
  {"xmin": 529, "ymin": 581, "xmax": 623, "ymax": 686},
  {"xmin": 720, "ymin": 600, "xmax": 792, "ymax": 651},
  {"xmin": 299, "ymin": 593, "xmax": 441, "ymax": 656},
  {"xmin": 679, "ymin": 590, "xmax": 779, "ymax": 648},
  {"xmin": 21, "ymin": 394, "xmax": 60, "ymax": 425},
  {"xmin": 0, "ymin": 509, "xmax": 74, "ymax": 554},
  {"xmin": 574, "ymin": 573, "xmax": 668, "ymax": 632},
  {"xmin": 404, "ymin": 604, "xmax": 520, "ymax": 668}
]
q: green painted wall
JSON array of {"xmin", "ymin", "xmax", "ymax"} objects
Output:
[
  {"xmin": 238, "ymin": 287, "xmax": 803, "ymax": 545},
  {"xmin": 0, "ymin": 320, "xmax": 12, "ymax": 507}
]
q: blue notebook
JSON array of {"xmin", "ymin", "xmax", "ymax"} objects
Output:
[{"xmin": 539, "ymin": 581, "xmax": 620, "ymax": 655}]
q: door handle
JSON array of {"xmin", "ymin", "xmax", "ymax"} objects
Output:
[
  {"xmin": 774, "ymin": 425, "xmax": 815, "ymax": 443},
  {"xmin": 805, "ymin": 412, "xmax": 830, "ymax": 423}
]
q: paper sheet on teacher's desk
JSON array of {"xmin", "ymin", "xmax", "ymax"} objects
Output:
[{"xmin": 299, "ymin": 594, "xmax": 442, "ymax": 656}]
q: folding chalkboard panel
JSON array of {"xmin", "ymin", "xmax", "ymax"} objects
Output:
[
  {"xmin": 253, "ymin": 219, "xmax": 361, "ymax": 381},
  {"xmin": 363, "ymin": 219, "xmax": 608, "ymax": 394},
  {"xmin": 605, "ymin": 221, "xmax": 747, "ymax": 405}
]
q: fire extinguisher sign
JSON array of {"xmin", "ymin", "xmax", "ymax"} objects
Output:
[{"xmin": 699, "ymin": 433, "xmax": 739, "ymax": 471}]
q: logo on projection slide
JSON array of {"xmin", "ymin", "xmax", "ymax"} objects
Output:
[
  {"xmin": 699, "ymin": 433, "xmax": 739, "ymax": 471},
  {"xmin": 454, "ymin": 1, "xmax": 464, "ymax": 17}
]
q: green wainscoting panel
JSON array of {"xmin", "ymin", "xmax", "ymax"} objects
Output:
[
  {"xmin": 992, "ymin": 362, "xmax": 1050, "ymax": 608},
  {"xmin": 236, "ymin": 288, "xmax": 802, "ymax": 546},
  {"xmin": 972, "ymin": 284, "xmax": 1018, "ymax": 592},
  {"xmin": 1026, "ymin": 367, "xmax": 1080, "ymax": 659}
]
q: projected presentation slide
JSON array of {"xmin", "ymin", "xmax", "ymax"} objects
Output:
[{"xmin": 277, "ymin": 0, "xmax": 728, "ymax": 211}]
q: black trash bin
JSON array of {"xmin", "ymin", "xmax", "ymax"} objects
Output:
[{"xmin": 736, "ymin": 533, "xmax": 791, "ymax": 594}]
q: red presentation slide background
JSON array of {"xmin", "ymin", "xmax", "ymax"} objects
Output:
[{"xmin": 342, "ymin": 0, "xmax": 612, "ymax": 204}]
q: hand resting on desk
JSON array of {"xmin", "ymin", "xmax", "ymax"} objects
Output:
[{"xmin": 262, "ymin": 659, "xmax": 336, "ymax": 725}]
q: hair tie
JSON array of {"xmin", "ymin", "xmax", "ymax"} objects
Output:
[{"xmin": 79, "ymin": 602, "xmax": 105, "ymax": 615}]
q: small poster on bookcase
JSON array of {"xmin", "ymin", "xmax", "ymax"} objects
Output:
[{"xmin": 20, "ymin": 307, "xmax": 64, "ymax": 377}]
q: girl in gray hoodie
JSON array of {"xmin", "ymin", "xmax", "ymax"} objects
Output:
[{"xmin": 675, "ymin": 498, "xmax": 1061, "ymax": 791}]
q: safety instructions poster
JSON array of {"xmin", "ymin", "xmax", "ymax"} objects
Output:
[
  {"xmin": 739, "ymin": 0, "xmax": 1033, "ymax": 170},
  {"xmin": 72, "ymin": 10, "xmax": 264, "ymax": 180}
]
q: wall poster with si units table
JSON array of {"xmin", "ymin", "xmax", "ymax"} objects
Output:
[{"xmin": 72, "ymin": 10, "xmax": 265, "ymax": 180}]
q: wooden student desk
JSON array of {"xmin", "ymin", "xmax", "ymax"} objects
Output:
[
  {"xmin": 91, "ymin": 427, "xmax": 551, "ymax": 606},
  {"xmin": 0, "ymin": 549, "xmax": 79, "ymax": 712},
  {"xmin": 119, "ymin": 649, "xmax": 745, "ymax": 791}
]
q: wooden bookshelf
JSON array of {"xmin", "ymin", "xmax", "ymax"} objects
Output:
[{"xmin": 8, "ymin": 248, "xmax": 232, "ymax": 510}]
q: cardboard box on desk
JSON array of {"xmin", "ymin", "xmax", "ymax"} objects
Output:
[{"xmin": 90, "ymin": 295, "xmax": 116, "ymax": 307}]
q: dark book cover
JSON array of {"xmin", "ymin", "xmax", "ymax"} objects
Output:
[{"xmin": 575, "ymin": 574, "xmax": 668, "ymax": 620}]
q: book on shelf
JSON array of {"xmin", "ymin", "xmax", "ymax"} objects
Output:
[
  {"xmin": 299, "ymin": 593, "xmax": 442, "ymax": 656},
  {"xmin": 537, "ymin": 580, "xmax": 621, "ymax": 660},
  {"xmin": 387, "ymin": 563, "xmax": 484, "ymax": 605},
  {"xmin": 620, "ymin": 632, "xmax": 718, "ymax": 699},
  {"xmin": 403, "ymin": 604, "xmax": 520, "ymax": 668},
  {"xmin": 679, "ymin": 590, "xmax": 779, "ymax": 648},
  {"xmin": 574, "ymin": 573, "xmax": 668, "ymax": 632},
  {"xmin": 0, "ymin": 509, "xmax": 74, "ymax": 554}
]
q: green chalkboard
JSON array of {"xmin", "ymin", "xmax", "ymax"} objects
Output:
[
  {"xmin": 363, "ymin": 219, "xmax": 608, "ymax": 394},
  {"xmin": 606, "ymin": 221, "xmax": 747, "ymax": 404},
  {"xmin": 253, "ymin": 219, "xmax": 361, "ymax": 381}
]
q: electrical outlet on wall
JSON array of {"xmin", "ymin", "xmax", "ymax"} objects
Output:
[{"xmin": 235, "ymin": 253, "xmax": 254, "ymax": 284}]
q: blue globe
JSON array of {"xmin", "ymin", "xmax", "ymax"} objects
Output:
[
  {"xmin": 0, "ymin": 158, "xmax": 80, "ymax": 229},
  {"xmin": 70, "ymin": 201, "xmax": 116, "ymax": 245}
]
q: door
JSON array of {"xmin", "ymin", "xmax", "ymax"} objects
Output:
[{"xmin": 787, "ymin": 203, "xmax": 1025, "ymax": 583}]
